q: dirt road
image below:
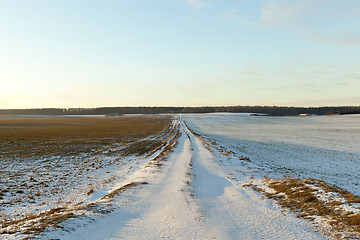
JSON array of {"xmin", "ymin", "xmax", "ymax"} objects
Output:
[{"xmin": 48, "ymin": 119, "xmax": 326, "ymax": 239}]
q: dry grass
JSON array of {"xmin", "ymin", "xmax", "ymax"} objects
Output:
[
  {"xmin": 0, "ymin": 179, "xmax": 152, "ymax": 237},
  {"xmin": 99, "ymin": 181, "xmax": 149, "ymax": 200},
  {"xmin": 246, "ymin": 178, "xmax": 360, "ymax": 239},
  {"xmin": 1, "ymin": 205, "xmax": 82, "ymax": 235}
]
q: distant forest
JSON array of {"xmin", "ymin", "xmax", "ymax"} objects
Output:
[{"xmin": 1, "ymin": 106, "xmax": 360, "ymax": 116}]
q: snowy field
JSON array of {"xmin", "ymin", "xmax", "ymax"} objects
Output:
[
  {"xmin": 184, "ymin": 113, "xmax": 360, "ymax": 195},
  {"xmin": 43, "ymin": 117, "xmax": 325, "ymax": 240},
  {"xmin": 2, "ymin": 114, "xmax": 359, "ymax": 239}
]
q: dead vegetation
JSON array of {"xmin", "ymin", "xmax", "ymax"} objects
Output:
[
  {"xmin": 0, "ymin": 180, "xmax": 152, "ymax": 237},
  {"xmin": 0, "ymin": 116, "xmax": 171, "ymax": 159},
  {"xmin": 144, "ymin": 121, "xmax": 181, "ymax": 169},
  {"xmin": 1, "ymin": 205, "xmax": 80, "ymax": 235},
  {"xmin": 99, "ymin": 181, "xmax": 149, "ymax": 201},
  {"xmin": 245, "ymin": 177, "xmax": 360, "ymax": 239}
]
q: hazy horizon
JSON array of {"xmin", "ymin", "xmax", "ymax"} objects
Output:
[
  {"xmin": 1, "ymin": 1, "xmax": 360, "ymax": 109},
  {"xmin": 1, "ymin": 105, "xmax": 359, "ymax": 113}
]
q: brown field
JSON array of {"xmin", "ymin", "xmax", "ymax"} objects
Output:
[{"xmin": 0, "ymin": 115, "xmax": 172, "ymax": 159}]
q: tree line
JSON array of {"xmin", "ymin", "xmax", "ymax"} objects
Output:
[{"xmin": 0, "ymin": 106, "xmax": 359, "ymax": 116}]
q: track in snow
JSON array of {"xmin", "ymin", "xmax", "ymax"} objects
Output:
[{"xmin": 48, "ymin": 119, "xmax": 327, "ymax": 240}]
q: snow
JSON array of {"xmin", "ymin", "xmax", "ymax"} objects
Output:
[
  {"xmin": 340, "ymin": 203, "xmax": 360, "ymax": 214},
  {"xmin": 184, "ymin": 114, "xmax": 360, "ymax": 195},
  {"xmin": 44, "ymin": 118, "xmax": 326, "ymax": 240}
]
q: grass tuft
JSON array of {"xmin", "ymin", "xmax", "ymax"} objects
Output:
[{"xmin": 247, "ymin": 177, "xmax": 360, "ymax": 239}]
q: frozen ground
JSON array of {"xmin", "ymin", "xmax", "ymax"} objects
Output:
[
  {"xmin": 5, "ymin": 114, "xmax": 357, "ymax": 239},
  {"xmin": 184, "ymin": 113, "xmax": 360, "ymax": 195},
  {"xmin": 0, "ymin": 116, "xmax": 177, "ymax": 238},
  {"xmin": 44, "ymin": 118, "xmax": 326, "ymax": 240}
]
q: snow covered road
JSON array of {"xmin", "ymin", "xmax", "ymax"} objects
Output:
[{"xmin": 49, "ymin": 119, "xmax": 327, "ymax": 240}]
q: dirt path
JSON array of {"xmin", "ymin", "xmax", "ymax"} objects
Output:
[{"xmin": 48, "ymin": 120, "xmax": 327, "ymax": 239}]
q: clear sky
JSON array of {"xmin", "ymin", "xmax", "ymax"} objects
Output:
[{"xmin": 1, "ymin": 0, "xmax": 360, "ymax": 108}]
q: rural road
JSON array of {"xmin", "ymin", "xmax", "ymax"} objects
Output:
[{"xmin": 50, "ymin": 119, "xmax": 326, "ymax": 240}]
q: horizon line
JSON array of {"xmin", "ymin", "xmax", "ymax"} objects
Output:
[{"xmin": 1, "ymin": 105, "xmax": 360, "ymax": 111}]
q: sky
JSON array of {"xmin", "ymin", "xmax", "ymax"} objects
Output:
[{"xmin": 1, "ymin": 0, "xmax": 360, "ymax": 108}]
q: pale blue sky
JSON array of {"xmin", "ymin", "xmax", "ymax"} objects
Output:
[{"xmin": 1, "ymin": 0, "xmax": 360, "ymax": 108}]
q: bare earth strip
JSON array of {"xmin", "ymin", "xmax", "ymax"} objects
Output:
[{"xmin": 47, "ymin": 118, "xmax": 326, "ymax": 240}]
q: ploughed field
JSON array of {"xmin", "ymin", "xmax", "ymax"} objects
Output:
[
  {"xmin": 0, "ymin": 115, "xmax": 174, "ymax": 236},
  {"xmin": 0, "ymin": 116, "xmax": 170, "ymax": 159}
]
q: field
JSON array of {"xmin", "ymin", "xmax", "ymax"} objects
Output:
[
  {"xmin": 184, "ymin": 113, "xmax": 360, "ymax": 195},
  {"xmin": 0, "ymin": 115, "xmax": 171, "ymax": 159},
  {"xmin": 0, "ymin": 115, "xmax": 175, "ymax": 237},
  {"xmin": 1, "ymin": 114, "xmax": 359, "ymax": 239},
  {"xmin": 184, "ymin": 113, "xmax": 360, "ymax": 239}
]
